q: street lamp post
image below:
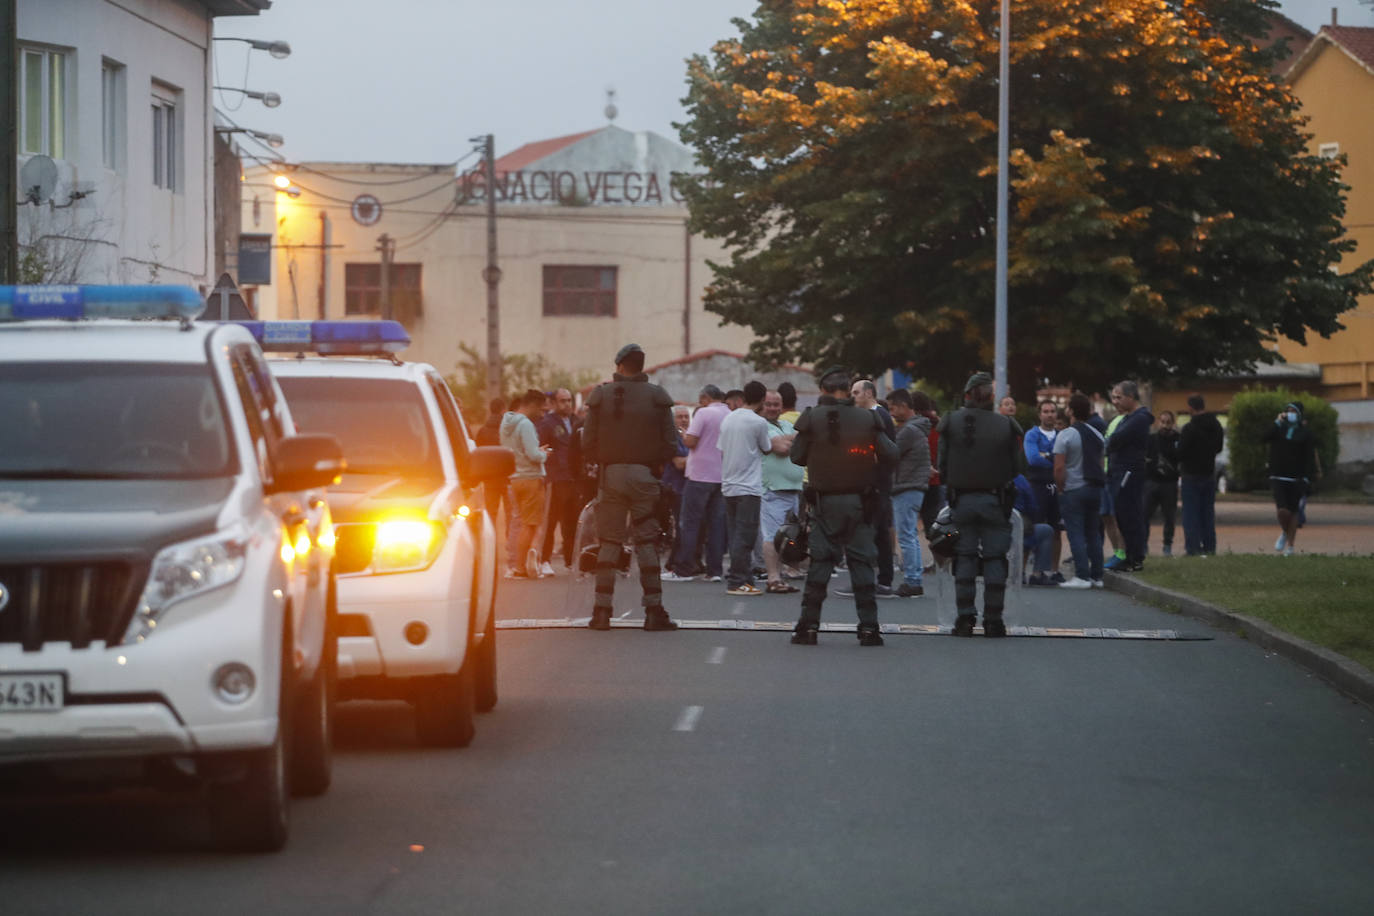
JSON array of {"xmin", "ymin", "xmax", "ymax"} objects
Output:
[
  {"xmin": 214, "ymin": 87, "xmax": 282, "ymax": 108},
  {"xmin": 994, "ymin": 0, "xmax": 1010, "ymax": 403},
  {"xmin": 213, "ymin": 37, "xmax": 292, "ymax": 59}
]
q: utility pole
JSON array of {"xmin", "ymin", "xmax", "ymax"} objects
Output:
[
  {"xmin": 480, "ymin": 134, "xmax": 502, "ymax": 404},
  {"xmin": 377, "ymin": 233, "xmax": 393, "ymax": 320},
  {"xmin": 1, "ymin": 0, "xmax": 19, "ymax": 284},
  {"xmin": 993, "ymin": 0, "xmax": 1010, "ymax": 402}
]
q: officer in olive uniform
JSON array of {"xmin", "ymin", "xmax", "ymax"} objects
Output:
[
  {"xmin": 582, "ymin": 343, "xmax": 681, "ymax": 631},
  {"xmin": 937, "ymin": 372, "xmax": 1026, "ymax": 637},
  {"xmin": 788, "ymin": 366, "xmax": 898, "ymax": 646}
]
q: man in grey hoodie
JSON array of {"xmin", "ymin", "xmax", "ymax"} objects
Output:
[
  {"xmin": 501, "ymin": 388, "xmax": 551, "ymax": 578},
  {"xmin": 887, "ymin": 389, "xmax": 931, "ymax": 597}
]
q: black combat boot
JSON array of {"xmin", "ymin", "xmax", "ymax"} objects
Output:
[
  {"xmin": 790, "ymin": 624, "xmax": 818, "ymax": 646},
  {"xmin": 952, "ymin": 615, "xmax": 975, "ymax": 638},
  {"xmin": 643, "ymin": 606, "xmax": 678, "ymax": 631},
  {"xmin": 857, "ymin": 626, "xmax": 884, "ymax": 647},
  {"xmin": 982, "ymin": 617, "xmax": 1007, "ymax": 638},
  {"xmin": 588, "ymin": 609, "xmax": 611, "ymax": 631}
]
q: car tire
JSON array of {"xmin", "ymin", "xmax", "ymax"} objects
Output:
[
  {"xmin": 291, "ymin": 577, "xmax": 336, "ymax": 797},
  {"xmin": 208, "ymin": 643, "xmax": 291, "ymax": 852},
  {"xmin": 414, "ymin": 661, "xmax": 476, "ymax": 748},
  {"xmin": 474, "ymin": 605, "xmax": 497, "ymax": 713}
]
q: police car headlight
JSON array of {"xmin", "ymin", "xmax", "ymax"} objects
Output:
[
  {"xmin": 123, "ymin": 524, "xmax": 249, "ymax": 643},
  {"xmin": 373, "ymin": 520, "xmax": 446, "ymax": 572}
]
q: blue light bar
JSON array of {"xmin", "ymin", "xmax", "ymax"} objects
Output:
[
  {"xmin": 0, "ymin": 285, "xmax": 205, "ymax": 321},
  {"xmin": 237, "ymin": 320, "xmax": 411, "ymax": 355}
]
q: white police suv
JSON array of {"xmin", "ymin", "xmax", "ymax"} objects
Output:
[
  {"xmin": 254, "ymin": 321, "xmax": 511, "ymax": 748},
  {"xmin": 0, "ymin": 286, "xmax": 344, "ymax": 852}
]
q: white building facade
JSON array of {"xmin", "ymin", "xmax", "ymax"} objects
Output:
[
  {"xmin": 13, "ymin": 0, "xmax": 267, "ymax": 287},
  {"xmin": 241, "ymin": 126, "xmax": 759, "ymax": 381}
]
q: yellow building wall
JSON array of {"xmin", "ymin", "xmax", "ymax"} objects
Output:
[{"xmin": 1287, "ymin": 44, "xmax": 1374, "ymax": 400}]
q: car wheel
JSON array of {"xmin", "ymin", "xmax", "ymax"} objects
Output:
[
  {"xmin": 208, "ymin": 645, "xmax": 291, "ymax": 852},
  {"xmin": 291, "ymin": 577, "xmax": 337, "ymax": 797},
  {"xmin": 413, "ymin": 661, "xmax": 476, "ymax": 748},
  {"xmin": 474, "ymin": 606, "xmax": 497, "ymax": 713}
]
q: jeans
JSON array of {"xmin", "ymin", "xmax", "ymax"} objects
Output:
[
  {"xmin": 891, "ymin": 488, "xmax": 925, "ymax": 586},
  {"xmin": 1180, "ymin": 474, "xmax": 1217, "ymax": 555},
  {"xmin": 1113, "ymin": 469, "xmax": 1147, "ymax": 563},
  {"xmin": 670, "ymin": 479, "xmax": 725, "ymax": 577},
  {"xmin": 1026, "ymin": 522, "xmax": 1055, "ymax": 574},
  {"xmin": 724, "ymin": 494, "xmax": 762, "ymax": 588},
  {"xmin": 1061, "ymin": 485, "xmax": 1104, "ymax": 581}
]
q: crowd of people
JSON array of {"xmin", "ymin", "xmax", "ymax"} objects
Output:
[{"xmin": 469, "ymin": 349, "xmax": 1320, "ymax": 622}]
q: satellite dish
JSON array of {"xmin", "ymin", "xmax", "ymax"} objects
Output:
[{"xmin": 20, "ymin": 155, "xmax": 58, "ymax": 204}]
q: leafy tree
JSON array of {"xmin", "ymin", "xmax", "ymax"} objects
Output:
[
  {"xmin": 445, "ymin": 343, "xmax": 600, "ymax": 425},
  {"xmin": 678, "ymin": 0, "xmax": 1372, "ymax": 396}
]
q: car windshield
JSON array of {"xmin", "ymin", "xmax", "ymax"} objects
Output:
[
  {"xmin": 0, "ymin": 362, "xmax": 236, "ymax": 479},
  {"xmin": 277, "ymin": 376, "xmax": 444, "ymax": 479}
]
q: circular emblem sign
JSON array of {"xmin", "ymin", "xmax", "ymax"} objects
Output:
[{"xmin": 351, "ymin": 194, "xmax": 382, "ymax": 226}]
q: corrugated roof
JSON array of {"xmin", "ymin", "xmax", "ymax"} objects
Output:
[{"xmin": 493, "ymin": 129, "xmax": 602, "ymax": 173}]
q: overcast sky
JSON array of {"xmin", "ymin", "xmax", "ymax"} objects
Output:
[{"xmin": 214, "ymin": 0, "xmax": 1374, "ymax": 166}]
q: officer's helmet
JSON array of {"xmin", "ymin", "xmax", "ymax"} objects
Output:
[{"xmin": 927, "ymin": 505, "xmax": 960, "ymax": 560}]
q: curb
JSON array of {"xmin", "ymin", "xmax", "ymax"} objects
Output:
[{"xmin": 1104, "ymin": 571, "xmax": 1374, "ymax": 710}]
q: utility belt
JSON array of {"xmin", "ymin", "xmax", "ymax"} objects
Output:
[
  {"xmin": 804, "ymin": 485, "xmax": 881, "ymax": 523},
  {"xmin": 949, "ymin": 483, "xmax": 1017, "ymax": 519}
]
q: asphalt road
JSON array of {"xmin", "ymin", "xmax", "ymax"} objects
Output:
[{"xmin": 4, "ymin": 571, "xmax": 1374, "ymax": 915}]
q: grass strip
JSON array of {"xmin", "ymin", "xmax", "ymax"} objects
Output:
[{"xmin": 1135, "ymin": 555, "xmax": 1374, "ymax": 672}]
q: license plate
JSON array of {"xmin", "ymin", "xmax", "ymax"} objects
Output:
[{"xmin": 0, "ymin": 672, "xmax": 65, "ymax": 711}]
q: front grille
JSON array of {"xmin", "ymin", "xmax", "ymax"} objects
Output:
[
  {"xmin": 333, "ymin": 523, "xmax": 376, "ymax": 575},
  {"xmin": 0, "ymin": 563, "xmax": 142, "ymax": 651}
]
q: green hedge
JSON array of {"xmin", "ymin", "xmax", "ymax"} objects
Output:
[{"xmin": 1225, "ymin": 388, "xmax": 1339, "ymax": 491}]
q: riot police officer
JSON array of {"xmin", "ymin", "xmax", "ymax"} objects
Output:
[
  {"xmin": 582, "ymin": 343, "xmax": 681, "ymax": 631},
  {"xmin": 788, "ymin": 367, "xmax": 898, "ymax": 646},
  {"xmin": 937, "ymin": 372, "xmax": 1027, "ymax": 637}
]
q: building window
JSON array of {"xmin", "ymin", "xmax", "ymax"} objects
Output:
[
  {"xmin": 542, "ymin": 265, "xmax": 617, "ymax": 317},
  {"xmin": 19, "ymin": 46, "xmax": 67, "ymax": 158},
  {"xmin": 1318, "ymin": 142, "xmax": 1340, "ymax": 160},
  {"xmin": 344, "ymin": 263, "xmax": 423, "ymax": 318},
  {"xmin": 102, "ymin": 60, "xmax": 125, "ymax": 171},
  {"xmin": 151, "ymin": 84, "xmax": 180, "ymax": 190}
]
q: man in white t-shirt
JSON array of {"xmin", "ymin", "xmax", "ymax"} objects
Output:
[
  {"xmin": 717, "ymin": 380, "xmax": 784, "ymax": 595},
  {"xmin": 664, "ymin": 385, "xmax": 730, "ymax": 581}
]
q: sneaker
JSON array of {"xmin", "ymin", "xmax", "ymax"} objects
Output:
[
  {"xmin": 588, "ymin": 609, "xmax": 611, "ymax": 631},
  {"xmin": 1162, "ymin": 545, "xmax": 1172, "ymax": 558},
  {"xmin": 1059, "ymin": 577, "xmax": 1092, "ymax": 589},
  {"xmin": 783, "ymin": 566, "xmax": 805, "ymax": 580},
  {"xmin": 790, "ymin": 625, "xmax": 818, "ymax": 646},
  {"xmin": 875, "ymin": 584, "xmax": 896, "ymax": 599},
  {"xmin": 660, "ymin": 570, "xmax": 695, "ymax": 582},
  {"xmin": 752, "ymin": 566, "xmax": 768, "ymax": 577},
  {"xmin": 896, "ymin": 583, "xmax": 925, "ymax": 597},
  {"xmin": 1275, "ymin": 533, "xmax": 1287, "ymax": 551},
  {"xmin": 701, "ymin": 574, "xmax": 723, "ymax": 583},
  {"xmin": 1091, "ymin": 579, "xmax": 1105, "ymax": 589},
  {"xmin": 1050, "ymin": 572, "xmax": 1066, "ymax": 584},
  {"xmin": 1120, "ymin": 560, "xmax": 1143, "ymax": 572},
  {"xmin": 833, "ymin": 586, "xmax": 855, "ymax": 597},
  {"xmin": 504, "ymin": 568, "xmax": 528, "ymax": 580},
  {"xmin": 1282, "ymin": 546, "xmax": 1295, "ymax": 557},
  {"xmin": 1103, "ymin": 555, "xmax": 1125, "ymax": 571},
  {"xmin": 952, "ymin": 615, "xmax": 975, "ymax": 638},
  {"xmin": 1026, "ymin": 573, "xmax": 1050, "ymax": 587},
  {"xmin": 983, "ymin": 618, "xmax": 1007, "ymax": 638},
  {"xmin": 525, "ymin": 548, "xmax": 540, "ymax": 580},
  {"xmin": 857, "ymin": 628, "xmax": 885, "ymax": 647},
  {"xmin": 727, "ymin": 583, "xmax": 763, "ymax": 596},
  {"xmin": 538, "ymin": 561, "xmax": 556, "ymax": 578},
  {"xmin": 643, "ymin": 607, "xmax": 679, "ymax": 631}
]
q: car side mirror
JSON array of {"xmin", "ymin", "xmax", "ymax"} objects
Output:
[
  {"xmin": 268, "ymin": 434, "xmax": 346, "ymax": 494},
  {"xmin": 466, "ymin": 445, "xmax": 514, "ymax": 485}
]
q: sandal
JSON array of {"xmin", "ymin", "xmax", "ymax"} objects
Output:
[{"xmin": 766, "ymin": 581, "xmax": 799, "ymax": 594}]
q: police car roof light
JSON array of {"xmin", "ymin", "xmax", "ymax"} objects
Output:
[
  {"xmin": 0, "ymin": 285, "xmax": 205, "ymax": 322},
  {"xmin": 237, "ymin": 320, "xmax": 411, "ymax": 355}
]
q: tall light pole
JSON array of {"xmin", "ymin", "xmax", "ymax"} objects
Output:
[
  {"xmin": 476, "ymin": 135, "xmax": 502, "ymax": 404},
  {"xmin": 994, "ymin": 0, "xmax": 1010, "ymax": 402}
]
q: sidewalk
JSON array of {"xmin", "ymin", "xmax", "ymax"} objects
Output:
[{"xmin": 1147, "ymin": 500, "xmax": 1373, "ymax": 556}]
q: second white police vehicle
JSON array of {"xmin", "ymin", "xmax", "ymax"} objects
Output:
[
  {"xmin": 0, "ymin": 286, "xmax": 345, "ymax": 852},
  {"xmin": 250, "ymin": 321, "xmax": 512, "ymax": 748}
]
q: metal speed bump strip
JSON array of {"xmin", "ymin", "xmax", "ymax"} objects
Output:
[{"xmin": 495, "ymin": 619, "xmax": 1211, "ymax": 640}]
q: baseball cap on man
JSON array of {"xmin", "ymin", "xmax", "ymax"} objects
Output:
[
  {"xmin": 1285, "ymin": 401, "xmax": 1303, "ymax": 416},
  {"xmin": 964, "ymin": 371, "xmax": 994, "ymax": 393},
  {"xmin": 614, "ymin": 343, "xmax": 644, "ymax": 365}
]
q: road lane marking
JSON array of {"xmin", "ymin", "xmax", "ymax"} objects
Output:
[
  {"xmin": 707, "ymin": 647, "xmax": 727, "ymax": 665},
  {"xmin": 674, "ymin": 705, "xmax": 704, "ymax": 732},
  {"xmin": 495, "ymin": 619, "xmax": 1210, "ymax": 639}
]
